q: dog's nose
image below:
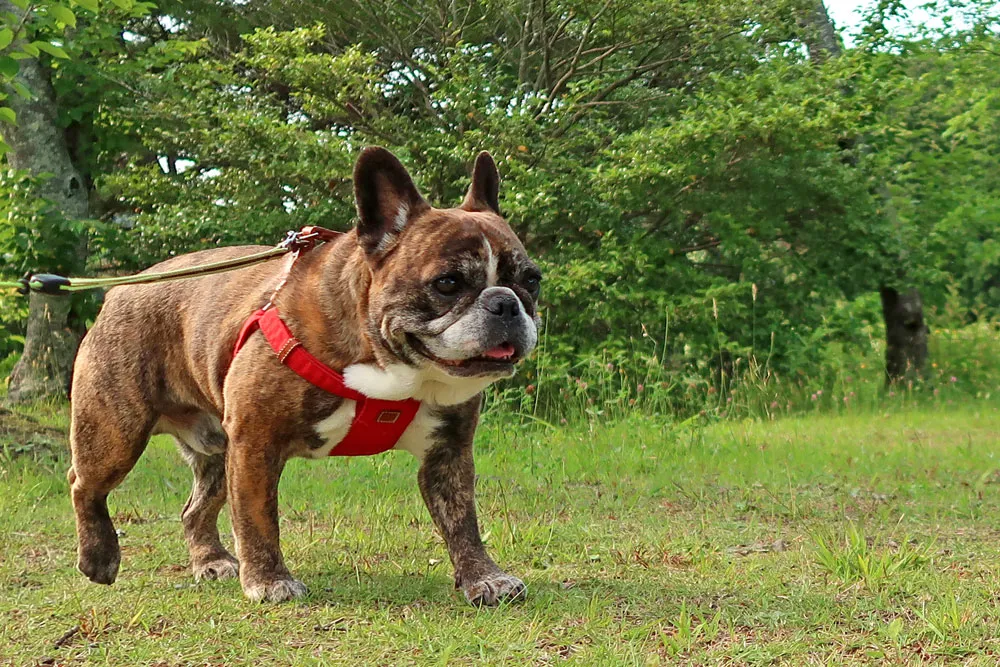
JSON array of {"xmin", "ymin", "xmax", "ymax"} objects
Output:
[{"xmin": 483, "ymin": 290, "xmax": 520, "ymax": 321}]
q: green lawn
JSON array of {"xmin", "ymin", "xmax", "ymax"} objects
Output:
[{"xmin": 2, "ymin": 404, "xmax": 1000, "ymax": 665}]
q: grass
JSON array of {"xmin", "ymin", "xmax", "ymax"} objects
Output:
[{"xmin": 2, "ymin": 402, "xmax": 1000, "ymax": 664}]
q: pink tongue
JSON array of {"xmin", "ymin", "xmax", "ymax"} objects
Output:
[{"xmin": 483, "ymin": 343, "xmax": 515, "ymax": 360}]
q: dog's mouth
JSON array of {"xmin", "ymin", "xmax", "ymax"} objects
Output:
[{"xmin": 407, "ymin": 335, "xmax": 521, "ymax": 376}]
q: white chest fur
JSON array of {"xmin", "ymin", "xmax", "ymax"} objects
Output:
[
  {"xmin": 342, "ymin": 361, "xmax": 495, "ymax": 406},
  {"xmin": 309, "ymin": 399, "xmax": 357, "ymax": 458},
  {"xmin": 309, "ymin": 400, "xmax": 442, "ymax": 461},
  {"xmin": 392, "ymin": 403, "xmax": 442, "ymax": 459}
]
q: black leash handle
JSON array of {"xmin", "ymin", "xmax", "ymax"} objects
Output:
[{"xmin": 19, "ymin": 273, "xmax": 71, "ymax": 295}]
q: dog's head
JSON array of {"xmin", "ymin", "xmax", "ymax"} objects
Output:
[{"xmin": 353, "ymin": 147, "xmax": 540, "ymax": 383}]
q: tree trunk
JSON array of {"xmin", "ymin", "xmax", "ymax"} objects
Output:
[
  {"xmin": 801, "ymin": 1, "xmax": 842, "ymax": 61},
  {"xmin": 2, "ymin": 2, "xmax": 89, "ymax": 402},
  {"xmin": 880, "ymin": 287, "xmax": 929, "ymax": 383},
  {"xmin": 804, "ymin": 1, "xmax": 929, "ymax": 384},
  {"xmin": 6, "ymin": 294, "xmax": 80, "ymax": 400}
]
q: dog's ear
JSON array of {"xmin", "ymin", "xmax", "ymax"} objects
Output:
[
  {"xmin": 354, "ymin": 147, "xmax": 430, "ymax": 257},
  {"xmin": 460, "ymin": 151, "xmax": 500, "ymax": 214}
]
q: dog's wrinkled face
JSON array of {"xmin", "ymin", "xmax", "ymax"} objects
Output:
[{"xmin": 353, "ymin": 148, "xmax": 541, "ymax": 380}]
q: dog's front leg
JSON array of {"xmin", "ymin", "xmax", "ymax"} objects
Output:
[
  {"xmin": 226, "ymin": 436, "xmax": 307, "ymax": 603},
  {"xmin": 418, "ymin": 440, "xmax": 525, "ymax": 606}
]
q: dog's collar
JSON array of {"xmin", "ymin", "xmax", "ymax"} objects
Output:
[{"xmin": 232, "ymin": 307, "xmax": 420, "ymax": 456}]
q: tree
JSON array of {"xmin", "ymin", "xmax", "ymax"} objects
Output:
[
  {"xmin": 801, "ymin": 0, "xmax": 928, "ymax": 385},
  {"xmin": 1, "ymin": 0, "xmax": 89, "ymax": 402},
  {"xmin": 876, "ymin": 7, "xmax": 1000, "ymax": 322},
  {"xmin": 1, "ymin": 0, "xmax": 149, "ymax": 401}
]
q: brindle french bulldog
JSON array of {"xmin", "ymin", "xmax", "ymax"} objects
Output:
[{"xmin": 68, "ymin": 148, "xmax": 541, "ymax": 604}]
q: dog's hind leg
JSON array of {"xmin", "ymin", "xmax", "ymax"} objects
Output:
[
  {"xmin": 178, "ymin": 444, "xmax": 239, "ymax": 581},
  {"xmin": 156, "ymin": 412, "xmax": 239, "ymax": 581},
  {"xmin": 68, "ymin": 376, "xmax": 155, "ymax": 585}
]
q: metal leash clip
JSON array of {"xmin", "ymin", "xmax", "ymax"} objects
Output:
[
  {"xmin": 277, "ymin": 229, "xmax": 305, "ymax": 250},
  {"xmin": 277, "ymin": 227, "xmax": 326, "ymax": 253}
]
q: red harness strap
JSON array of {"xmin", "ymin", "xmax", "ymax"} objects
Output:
[{"xmin": 232, "ymin": 307, "xmax": 420, "ymax": 456}]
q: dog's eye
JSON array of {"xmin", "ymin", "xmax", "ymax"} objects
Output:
[
  {"xmin": 433, "ymin": 274, "xmax": 462, "ymax": 296},
  {"xmin": 523, "ymin": 274, "xmax": 542, "ymax": 294}
]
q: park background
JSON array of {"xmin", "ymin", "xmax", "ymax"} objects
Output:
[{"xmin": 1, "ymin": 0, "xmax": 1000, "ymax": 663}]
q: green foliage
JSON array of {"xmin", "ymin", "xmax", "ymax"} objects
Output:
[
  {"xmin": 0, "ymin": 169, "xmax": 88, "ymax": 359},
  {"xmin": 1, "ymin": 0, "xmax": 998, "ymax": 404},
  {"xmin": 81, "ymin": 2, "xmax": 886, "ymax": 371},
  {"xmin": 0, "ymin": 292, "xmax": 26, "ymax": 361},
  {"xmin": 874, "ymin": 20, "xmax": 1000, "ymax": 319},
  {"xmin": 0, "ymin": 0, "xmax": 106, "ymax": 153},
  {"xmin": 491, "ymin": 313, "xmax": 1000, "ymax": 427},
  {"xmin": 0, "ymin": 169, "xmax": 84, "ymax": 276}
]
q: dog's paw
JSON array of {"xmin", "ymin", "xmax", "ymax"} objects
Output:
[
  {"xmin": 193, "ymin": 555, "xmax": 240, "ymax": 582},
  {"xmin": 78, "ymin": 545, "xmax": 120, "ymax": 585},
  {"xmin": 243, "ymin": 577, "xmax": 308, "ymax": 603},
  {"xmin": 461, "ymin": 572, "xmax": 526, "ymax": 606}
]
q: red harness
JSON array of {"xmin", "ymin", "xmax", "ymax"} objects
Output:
[
  {"xmin": 233, "ymin": 308, "xmax": 420, "ymax": 456},
  {"xmin": 230, "ymin": 228, "xmax": 420, "ymax": 456}
]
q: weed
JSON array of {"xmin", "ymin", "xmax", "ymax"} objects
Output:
[
  {"xmin": 811, "ymin": 523, "xmax": 933, "ymax": 591},
  {"xmin": 657, "ymin": 602, "xmax": 725, "ymax": 657}
]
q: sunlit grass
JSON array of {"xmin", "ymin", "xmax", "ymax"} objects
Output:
[{"xmin": 3, "ymin": 404, "xmax": 1000, "ymax": 663}]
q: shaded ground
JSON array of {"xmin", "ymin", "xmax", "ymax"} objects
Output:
[
  {"xmin": 0, "ymin": 403, "xmax": 68, "ymax": 461},
  {"xmin": 1, "ymin": 404, "xmax": 1000, "ymax": 664}
]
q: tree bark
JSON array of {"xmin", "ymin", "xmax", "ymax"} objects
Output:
[
  {"xmin": 880, "ymin": 287, "xmax": 929, "ymax": 384},
  {"xmin": 803, "ymin": 1, "xmax": 928, "ymax": 384},
  {"xmin": 2, "ymin": 1, "xmax": 89, "ymax": 402},
  {"xmin": 801, "ymin": 1, "xmax": 842, "ymax": 62},
  {"xmin": 6, "ymin": 294, "xmax": 79, "ymax": 401}
]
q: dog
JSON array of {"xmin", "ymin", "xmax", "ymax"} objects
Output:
[{"xmin": 68, "ymin": 148, "xmax": 541, "ymax": 604}]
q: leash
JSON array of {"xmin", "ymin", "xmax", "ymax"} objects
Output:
[{"xmin": 0, "ymin": 226, "xmax": 342, "ymax": 296}]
